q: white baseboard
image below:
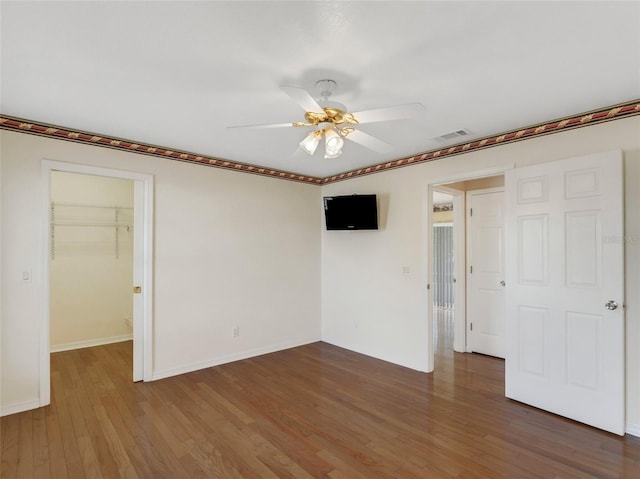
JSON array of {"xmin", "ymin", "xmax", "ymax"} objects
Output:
[
  {"xmin": 1, "ymin": 398, "xmax": 41, "ymax": 417},
  {"xmin": 151, "ymin": 336, "xmax": 321, "ymax": 381},
  {"xmin": 50, "ymin": 333, "xmax": 133, "ymax": 353},
  {"xmin": 626, "ymin": 422, "xmax": 640, "ymax": 437},
  {"xmin": 320, "ymin": 337, "xmax": 429, "ymax": 373}
]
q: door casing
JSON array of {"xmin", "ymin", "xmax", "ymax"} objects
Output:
[{"xmin": 40, "ymin": 160, "xmax": 154, "ymax": 406}]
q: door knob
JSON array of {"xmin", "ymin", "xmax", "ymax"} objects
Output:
[
  {"xmin": 500, "ymin": 280, "xmax": 505, "ymax": 286},
  {"xmin": 605, "ymin": 300, "xmax": 618, "ymax": 310}
]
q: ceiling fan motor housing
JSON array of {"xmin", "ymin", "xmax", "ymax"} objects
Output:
[
  {"xmin": 304, "ymin": 108, "xmax": 358, "ymax": 126},
  {"xmin": 315, "ymin": 79, "xmax": 337, "ymax": 100}
]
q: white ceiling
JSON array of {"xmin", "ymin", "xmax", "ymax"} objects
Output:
[{"xmin": 2, "ymin": 1, "xmax": 639, "ymax": 179}]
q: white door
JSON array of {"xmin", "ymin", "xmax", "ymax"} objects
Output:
[
  {"xmin": 467, "ymin": 188, "xmax": 506, "ymax": 358},
  {"xmin": 132, "ymin": 180, "xmax": 144, "ymax": 381},
  {"xmin": 505, "ymin": 150, "xmax": 624, "ymax": 435}
]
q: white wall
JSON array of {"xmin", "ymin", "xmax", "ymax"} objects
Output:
[
  {"xmin": 0, "ymin": 131, "xmax": 321, "ymax": 414},
  {"xmin": 320, "ymin": 116, "xmax": 640, "ymax": 429},
  {"xmin": 50, "ymin": 171, "xmax": 134, "ymax": 350}
]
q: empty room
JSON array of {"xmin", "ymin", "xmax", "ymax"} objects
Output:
[{"xmin": 2, "ymin": 1, "xmax": 640, "ymax": 477}]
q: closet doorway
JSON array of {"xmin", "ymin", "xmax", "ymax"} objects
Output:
[
  {"xmin": 49, "ymin": 171, "xmax": 135, "ymax": 353},
  {"xmin": 40, "ymin": 161, "xmax": 153, "ymax": 407}
]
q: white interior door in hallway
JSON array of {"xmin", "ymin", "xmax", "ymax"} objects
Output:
[
  {"xmin": 466, "ymin": 187, "xmax": 506, "ymax": 358},
  {"xmin": 505, "ymin": 150, "xmax": 624, "ymax": 435}
]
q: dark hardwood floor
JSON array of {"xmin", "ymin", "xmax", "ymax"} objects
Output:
[{"xmin": 3, "ymin": 313, "xmax": 640, "ymax": 478}]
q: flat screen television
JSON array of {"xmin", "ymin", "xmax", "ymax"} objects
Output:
[{"xmin": 323, "ymin": 194, "xmax": 378, "ymax": 230}]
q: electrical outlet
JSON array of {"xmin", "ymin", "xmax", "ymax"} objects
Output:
[{"xmin": 232, "ymin": 326, "xmax": 240, "ymax": 338}]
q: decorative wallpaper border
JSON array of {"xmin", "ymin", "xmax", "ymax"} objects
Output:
[
  {"xmin": 1, "ymin": 100, "xmax": 638, "ymax": 186},
  {"xmin": 433, "ymin": 203, "xmax": 454, "ymax": 212},
  {"xmin": 321, "ymin": 100, "xmax": 640, "ymax": 184},
  {"xmin": 0, "ymin": 116, "xmax": 323, "ymax": 185}
]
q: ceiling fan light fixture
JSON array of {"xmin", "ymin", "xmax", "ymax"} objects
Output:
[
  {"xmin": 324, "ymin": 149, "xmax": 342, "ymax": 159},
  {"xmin": 299, "ymin": 130, "xmax": 322, "ymax": 155},
  {"xmin": 324, "ymin": 128, "xmax": 344, "ymax": 158},
  {"xmin": 231, "ymin": 83, "xmax": 424, "ymax": 160}
]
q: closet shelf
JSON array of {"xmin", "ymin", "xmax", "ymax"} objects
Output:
[{"xmin": 50, "ymin": 202, "xmax": 133, "ymax": 259}]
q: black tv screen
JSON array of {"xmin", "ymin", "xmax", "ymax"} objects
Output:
[{"xmin": 323, "ymin": 194, "xmax": 378, "ymax": 230}]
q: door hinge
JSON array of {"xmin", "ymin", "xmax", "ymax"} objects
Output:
[
  {"xmin": 470, "ymin": 208, "xmax": 473, "ymax": 217},
  {"xmin": 470, "ymin": 265, "xmax": 473, "ymax": 274},
  {"xmin": 470, "ymin": 322, "xmax": 473, "ymax": 331},
  {"xmin": 427, "ymin": 283, "xmax": 430, "ymax": 290},
  {"xmin": 133, "ymin": 286, "xmax": 142, "ymax": 294}
]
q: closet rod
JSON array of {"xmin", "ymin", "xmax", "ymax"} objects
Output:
[{"xmin": 52, "ymin": 202, "xmax": 133, "ymax": 210}]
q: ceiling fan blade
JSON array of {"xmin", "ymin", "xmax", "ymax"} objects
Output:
[
  {"xmin": 281, "ymin": 85, "xmax": 325, "ymax": 114},
  {"xmin": 351, "ymin": 103, "xmax": 425, "ymax": 124},
  {"xmin": 344, "ymin": 129, "xmax": 394, "ymax": 154},
  {"xmin": 227, "ymin": 121, "xmax": 303, "ymax": 129}
]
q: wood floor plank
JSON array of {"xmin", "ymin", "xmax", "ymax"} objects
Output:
[
  {"xmin": 170, "ymin": 384, "xmax": 283, "ymax": 478},
  {"xmin": 16, "ymin": 411, "xmax": 34, "ymax": 479},
  {"xmin": 129, "ymin": 401, "xmax": 193, "ymax": 478},
  {"xmin": 92, "ymin": 403, "xmax": 139, "ymax": 479},
  {"xmin": 75, "ymin": 375, "xmax": 127, "ymax": 477},
  {"xmin": 31, "ymin": 408, "xmax": 50, "ymax": 479},
  {"xmin": 44, "ymin": 401, "xmax": 69, "ymax": 479},
  {"xmin": 4, "ymin": 318, "xmax": 640, "ymax": 478},
  {"xmin": 1, "ymin": 413, "xmax": 20, "ymax": 478},
  {"xmin": 97, "ymin": 395, "xmax": 157, "ymax": 479}
]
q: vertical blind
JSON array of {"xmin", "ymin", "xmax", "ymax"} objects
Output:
[{"xmin": 433, "ymin": 224, "xmax": 454, "ymax": 309}]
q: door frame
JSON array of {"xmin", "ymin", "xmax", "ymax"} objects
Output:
[
  {"xmin": 426, "ymin": 166, "xmax": 511, "ymax": 371},
  {"xmin": 40, "ymin": 160, "xmax": 154, "ymax": 406}
]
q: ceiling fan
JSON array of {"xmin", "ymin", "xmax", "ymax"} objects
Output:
[{"xmin": 229, "ymin": 79, "xmax": 425, "ymax": 159}]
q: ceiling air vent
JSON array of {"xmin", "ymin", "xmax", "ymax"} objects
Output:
[{"xmin": 434, "ymin": 129, "xmax": 471, "ymax": 142}]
